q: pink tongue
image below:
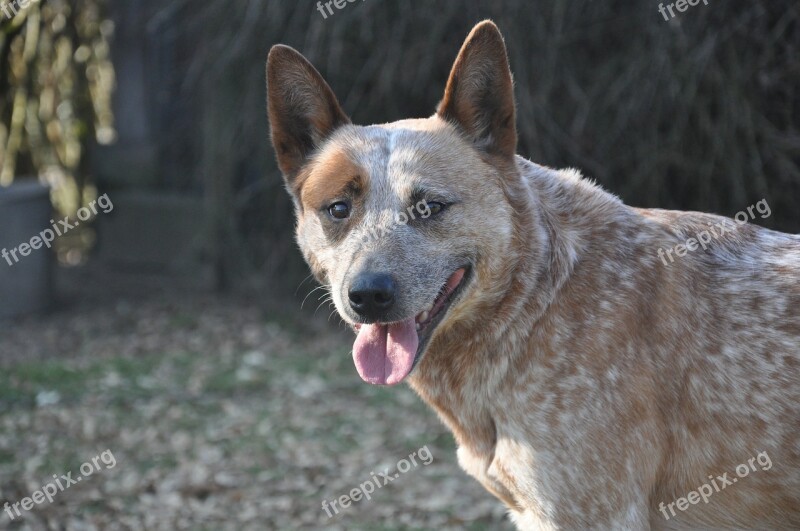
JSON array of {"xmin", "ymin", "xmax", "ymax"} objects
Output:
[{"xmin": 352, "ymin": 318, "xmax": 419, "ymax": 385}]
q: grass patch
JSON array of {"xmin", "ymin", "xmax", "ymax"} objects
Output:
[{"xmin": 0, "ymin": 352, "xmax": 165, "ymax": 409}]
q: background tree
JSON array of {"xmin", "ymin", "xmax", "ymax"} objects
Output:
[{"xmin": 0, "ymin": 0, "xmax": 115, "ymax": 219}]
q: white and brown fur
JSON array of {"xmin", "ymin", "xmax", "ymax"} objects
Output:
[{"xmin": 267, "ymin": 20, "xmax": 800, "ymax": 529}]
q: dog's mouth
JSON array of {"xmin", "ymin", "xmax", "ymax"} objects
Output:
[{"xmin": 351, "ymin": 266, "xmax": 471, "ymax": 386}]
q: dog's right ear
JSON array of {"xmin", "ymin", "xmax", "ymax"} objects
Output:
[{"xmin": 267, "ymin": 45, "xmax": 350, "ymax": 187}]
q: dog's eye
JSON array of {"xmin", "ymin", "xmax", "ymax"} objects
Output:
[
  {"xmin": 328, "ymin": 202, "xmax": 350, "ymax": 219},
  {"xmin": 426, "ymin": 201, "xmax": 446, "ymax": 216}
]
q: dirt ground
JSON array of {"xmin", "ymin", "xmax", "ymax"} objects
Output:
[{"xmin": 0, "ymin": 267, "xmax": 512, "ymax": 530}]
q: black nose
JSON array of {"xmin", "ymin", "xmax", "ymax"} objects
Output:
[{"xmin": 348, "ymin": 272, "xmax": 396, "ymax": 320}]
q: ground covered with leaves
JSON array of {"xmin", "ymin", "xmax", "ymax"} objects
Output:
[{"xmin": 0, "ymin": 275, "xmax": 511, "ymax": 530}]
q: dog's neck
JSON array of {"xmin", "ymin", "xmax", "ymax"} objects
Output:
[{"xmin": 409, "ymin": 156, "xmax": 624, "ymax": 452}]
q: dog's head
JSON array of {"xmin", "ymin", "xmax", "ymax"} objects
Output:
[{"xmin": 267, "ymin": 21, "xmax": 521, "ymax": 385}]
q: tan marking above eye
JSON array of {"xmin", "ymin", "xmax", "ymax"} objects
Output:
[{"xmin": 299, "ymin": 149, "xmax": 367, "ymax": 211}]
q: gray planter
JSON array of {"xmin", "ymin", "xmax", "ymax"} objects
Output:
[{"xmin": 0, "ymin": 181, "xmax": 53, "ymax": 319}]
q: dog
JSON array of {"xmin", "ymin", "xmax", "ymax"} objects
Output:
[{"xmin": 266, "ymin": 20, "xmax": 800, "ymax": 530}]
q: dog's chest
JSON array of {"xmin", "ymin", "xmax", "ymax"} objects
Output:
[{"xmin": 412, "ymin": 383, "xmax": 534, "ymax": 511}]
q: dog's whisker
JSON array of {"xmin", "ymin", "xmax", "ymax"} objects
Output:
[
  {"xmin": 294, "ymin": 273, "xmax": 315, "ymax": 296},
  {"xmin": 301, "ymin": 285, "xmax": 330, "ymax": 310},
  {"xmin": 314, "ymin": 297, "xmax": 334, "ymax": 316}
]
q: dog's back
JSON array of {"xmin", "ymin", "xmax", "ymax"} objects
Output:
[{"xmin": 506, "ymin": 158, "xmax": 800, "ymax": 528}]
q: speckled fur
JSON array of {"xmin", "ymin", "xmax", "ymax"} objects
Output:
[{"xmin": 267, "ymin": 21, "xmax": 800, "ymax": 530}]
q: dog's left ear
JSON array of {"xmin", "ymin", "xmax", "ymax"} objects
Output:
[{"xmin": 438, "ymin": 20, "xmax": 517, "ymax": 159}]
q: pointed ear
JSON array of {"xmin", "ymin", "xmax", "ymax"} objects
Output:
[
  {"xmin": 267, "ymin": 45, "xmax": 350, "ymax": 184},
  {"xmin": 437, "ymin": 21, "xmax": 517, "ymax": 159}
]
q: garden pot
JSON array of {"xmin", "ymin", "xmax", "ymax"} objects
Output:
[{"xmin": 0, "ymin": 181, "xmax": 53, "ymax": 319}]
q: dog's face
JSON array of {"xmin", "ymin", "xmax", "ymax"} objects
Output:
[{"xmin": 267, "ymin": 21, "xmax": 519, "ymax": 385}]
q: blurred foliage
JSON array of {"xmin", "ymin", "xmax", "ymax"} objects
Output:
[
  {"xmin": 2, "ymin": 1, "xmax": 797, "ymax": 287},
  {"xmin": 158, "ymin": 0, "xmax": 798, "ymax": 289},
  {"xmin": 0, "ymin": 0, "xmax": 115, "ymax": 217}
]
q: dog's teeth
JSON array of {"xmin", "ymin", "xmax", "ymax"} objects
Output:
[
  {"xmin": 415, "ymin": 322, "xmax": 421, "ymax": 331},
  {"xmin": 418, "ymin": 311, "xmax": 430, "ymax": 323}
]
